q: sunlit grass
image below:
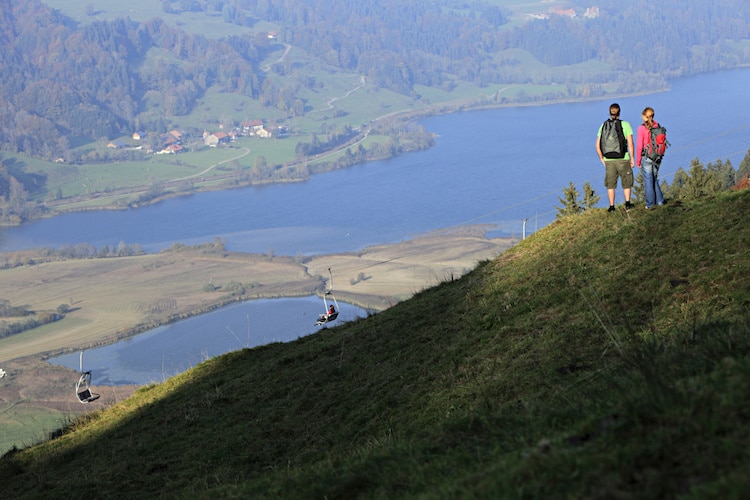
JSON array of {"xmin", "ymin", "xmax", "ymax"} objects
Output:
[{"xmin": 0, "ymin": 406, "xmax": 68, "ymax": 456}]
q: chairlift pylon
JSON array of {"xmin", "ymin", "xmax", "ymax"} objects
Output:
[
  {"xmin": 315, "ymin": 268, "xmax": 340, "ymax": 326},
  {"xmin": 75, "ymin": 351, "xmax": 100, "ymax": 404}
]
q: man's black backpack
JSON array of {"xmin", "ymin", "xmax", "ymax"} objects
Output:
[{"xmin": 600, "ymin": 118, "xmax": 627, "ymax": 159}]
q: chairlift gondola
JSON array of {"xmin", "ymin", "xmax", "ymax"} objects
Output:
[
  {"xmin": 75, "ymin": 351, "xmax": 100, "ymax": 404},
  {"xmin": 315, "ymin": 268, "xmax": 340, "ymax": 326}
]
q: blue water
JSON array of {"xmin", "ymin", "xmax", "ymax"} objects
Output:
[
  {"xmin": 13, "ymin": 68, "xmax": 750, "ymax": 385},
  {"xmin": 3, "ymin": 67, "xmax": 749, "ymax": 255},
  {"xmin": 50, "ymin": 297, "xmax": 367, "ymax": 386}
]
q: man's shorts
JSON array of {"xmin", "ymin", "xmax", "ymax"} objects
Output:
[{"xmin": 604, "ymin": 159, "xmax": 634, "ymax": 189}]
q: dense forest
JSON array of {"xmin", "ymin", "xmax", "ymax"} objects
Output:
[{"xmin": 1, "ymin": 0, "xmax": 750, "ymax": 163}]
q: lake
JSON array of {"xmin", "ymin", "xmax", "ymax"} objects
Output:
[
  {"xmin": 10, "ymin": 68, "xmax": 750, "ymax": 385},
  {"xmin": 50, "ymin": 297, "xmax": 368, "ymax": 386},
  {"xmin": 3, "ymin": 68, "xmax": 750, "ymax": 256}
]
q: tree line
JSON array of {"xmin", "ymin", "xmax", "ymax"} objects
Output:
[
  {"xmin": 0, "ymin": 1, "xmax": 266, "ymax": 160},
  {"xmin": 256, "ymin": 0, "xmax": 750, "ymax": 93},
  {"xmin": 0, "ymin": 299, "xmax": 66, "ymax": 340},
  {"xmin": 557, "ymin": 149, "xmax": 750, "ymax": 216},
  {"xmin": 0, "ymin": 242, "xmax": 146, "ymax": 269}
]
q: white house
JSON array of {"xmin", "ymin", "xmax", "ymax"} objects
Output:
[{"xmin": 204, "ymin": 131, "xmax": 231, "ymax": 147}]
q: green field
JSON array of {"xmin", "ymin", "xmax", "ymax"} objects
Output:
[
  {"xmin": 0, "ymin": 405, "xmax": 68, "ymax": 454},
  {"xmin": 41, "ymin": 0, "xmax": 261, "ymax": 39}
]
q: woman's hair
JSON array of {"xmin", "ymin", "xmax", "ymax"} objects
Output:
[{"xmin": 642, "ymin": 107, "xmax": 655, "ymax": 129}]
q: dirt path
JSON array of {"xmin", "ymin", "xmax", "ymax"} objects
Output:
[{"xmin": 171, "ymin": 147, "xmax": 250, "ymax": 181}]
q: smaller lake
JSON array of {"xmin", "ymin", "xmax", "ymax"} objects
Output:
[{"xmin": 49, "ymin": 296, "xmax": 368, "ymax": 386}]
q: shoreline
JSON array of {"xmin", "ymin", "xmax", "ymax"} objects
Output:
[
  {"xmin": 0, "ymin": 227, "xmax": 516, "ymax": 443},
  {"xmin": 4, "ymin": 87, "xmax": 670, "ymax": 226},
  {"xmin": 0, "ymin": 226, "xmax": 516, "ymax": 365}
]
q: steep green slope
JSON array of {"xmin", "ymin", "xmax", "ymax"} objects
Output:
[{"xmin": 2, "ymin": 191, "xmax": 750, "ymax": 498}]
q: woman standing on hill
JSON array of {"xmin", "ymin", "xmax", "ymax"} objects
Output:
[{"xmin": 635, "ymin": 107, "xmax": 665, "ymax": 209}]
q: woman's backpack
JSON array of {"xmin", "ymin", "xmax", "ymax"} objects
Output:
[{"xmin": 643, "ymin": 124, "xmax": 669, "ymax": 162}]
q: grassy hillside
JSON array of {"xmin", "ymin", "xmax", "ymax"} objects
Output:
[{"xmin": 2, "ymin": 191, "xmax": 750, "ymax": 498}]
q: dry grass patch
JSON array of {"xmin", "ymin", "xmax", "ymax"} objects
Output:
[
  {"xmin": 0, "ymin": 249, "xmax": 317, "ymax": 363},
  {"xmin": 306, "ymin": 231, "xmax": 515, "ymax": 308}
]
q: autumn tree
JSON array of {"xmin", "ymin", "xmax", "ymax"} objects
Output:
[{"xmin": 736, "ymin": 148, "xmax": 750, "ymax": 184}]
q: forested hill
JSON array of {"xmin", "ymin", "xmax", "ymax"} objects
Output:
[
  {"xmin": 251, "ymin": 0, "xmax": 750, "ymax": 88},
  {"xmin": 2, "ymin": 0, "xmax": 750, "ymax": 160},
  {"xmin": 0, "ymin": 1, "xmax": 263, "ymax": 158}
]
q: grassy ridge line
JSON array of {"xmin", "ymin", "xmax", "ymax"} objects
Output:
[{"xmin": 1, "ymin": 191, "xmax": 749, "ymax": 498}]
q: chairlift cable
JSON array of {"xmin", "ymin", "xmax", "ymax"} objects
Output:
[{"xmin": 312, "ymin": 126, "xmax": 750, "ymax": 283}]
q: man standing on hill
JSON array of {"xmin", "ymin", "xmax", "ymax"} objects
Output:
[{"xmin": 596, "ymin": 103, "xmax": 635, "ymax": 212}]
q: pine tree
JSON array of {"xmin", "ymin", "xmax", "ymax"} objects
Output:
[
  {"xmin": 685, "ymin": 158, "xmax": 723, "ymax": 199},
  {"xmin": 668, "ymin": 167, "xmax": 689, "ymax": 200},
  {"xmin": 660, "ymin": 180, "xmax": 670, "ymax": 200},
  {"xmin": 556, "ymin": 182, "xmax": 582, "ymax": 219},
  {"xmin": 581, "ymin": 181, "xmax": 600, "ymax": 209},
  {"xmin": 672, "ymin": 158, "xmax": 732, "ymax": 201},
  {"xmin": 707, "ymin": 159, "xmax": 736, "ymax": 190}
]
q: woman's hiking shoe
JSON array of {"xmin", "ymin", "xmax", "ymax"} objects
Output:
[{"xmin": 608, "ymin": 205, "xmax": 616, "ymax": 212}]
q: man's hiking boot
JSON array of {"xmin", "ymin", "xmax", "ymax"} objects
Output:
[
  {"xmin": 608, "ymin": 205, "xmax": 615, "ymax": 212},
  {"xmin": 625, "ymin": 201, "xmax": 634, "ymax": 211}
]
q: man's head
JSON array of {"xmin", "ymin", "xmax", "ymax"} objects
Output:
[{"xmin": 609, "ymin": 103, "xmax": 621, "ymax": 118}]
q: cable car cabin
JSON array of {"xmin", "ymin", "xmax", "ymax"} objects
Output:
[{"xmin": 75, "ymin": 371, "xmax": 100, "ymax": 404}]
